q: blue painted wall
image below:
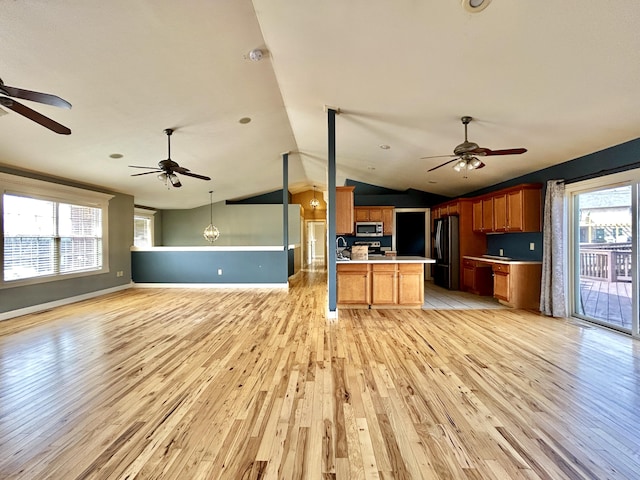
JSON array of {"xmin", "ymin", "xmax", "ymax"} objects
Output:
[
  {"xmin": 468, "ymin": 137, "xmax": 640, "ymax": 260},
  {"xmin": 132, "ymin": 250, "xmax": 288, "ymax": 284}
]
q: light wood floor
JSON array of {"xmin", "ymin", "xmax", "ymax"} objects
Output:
[{"xmin": 1, "ymin": 272, "xmax": 639, "ymax": 479}]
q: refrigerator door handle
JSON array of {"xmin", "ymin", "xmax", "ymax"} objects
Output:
[{"xmin": 435, "ymin": 220, "xmax": 442, "ymax": 260}]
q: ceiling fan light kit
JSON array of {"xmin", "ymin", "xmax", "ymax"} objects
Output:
[
  {"xmin": 423, "ymin": 115, "xmax": 526, "ymax": 173},
  {"xmin": 129, "ymin": 128, "xmax": 211, "ymax": 188}
]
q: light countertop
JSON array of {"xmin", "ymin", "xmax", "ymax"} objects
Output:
[
  {"xmin": 463, "ymin": 255, "xmax": 542, "ymax": 265},
  {"xmin": 337, "ymin": 256, "xmax": 435, "ymax": 264}
]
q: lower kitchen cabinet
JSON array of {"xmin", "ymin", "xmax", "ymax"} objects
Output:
[
  {"xmin": 398, "ymin": 264, "xmax": 425, "ymax": 305},
  {"xmin": 491, "ymin": 262, "xmax": 541, "ymax": 309},
  {"xmin": 336, "ymin": 263, "xmax": 370, "ymax": 304},
  {"xmin": 462, "ymin": 258, "xmax": 493, "ymax": 296},
  {"xmin": 371, "ymin": 264, "xmax": 397, "ymax": 305},
  {"xmin": 337, "ymin": 261, "xmax": 426, "ymax": 307}
]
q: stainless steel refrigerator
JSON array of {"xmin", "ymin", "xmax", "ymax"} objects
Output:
[{"xmin": 433, "ymin": 215, "xmax": 460, "ymax": 290}]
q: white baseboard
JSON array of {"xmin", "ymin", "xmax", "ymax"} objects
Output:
[
  {"xmin": 0, "ymin": 283, "xmax": 134, "ymax": 322},
  {"xmin": 133, "ymin": 282, "xmax": 289, "ymax": 289}
]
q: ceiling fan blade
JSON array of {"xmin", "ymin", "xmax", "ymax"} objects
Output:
[
  {"xmin": 0, "ymin": 83, "xmax": 72, "ymax": 109},
  {"xmin": 420, "ymin": 154, "xmax": 457, "ymax": 160},
  {"xmin": 180, "ymin": 171, "xmax": 211, "ymax": 181},
  {"xmin": 473, "ymin": 147, "xmax": 527, "ymax": 156},
  {"xmin": 172, "ymin": 166, "xmax": 190, "ymax": 174},
  {"xmin": 0, "ymin": 97, "xmax": 71, "ymax": 134},
  {"xmin": 427, "ymin": 157, "xmax": 461, "ymax": 172},
  {"xmin": 129, "ymin": 165, "xmax": 161, "ymax": 169},
  {"xmin": 131, "ymin": 170, "xmax": 162, "ymax": 176}
]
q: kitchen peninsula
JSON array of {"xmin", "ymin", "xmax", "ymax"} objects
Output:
[{"xmin": 337, "ymin": 256, "xmax": 435, "ymax": 308}]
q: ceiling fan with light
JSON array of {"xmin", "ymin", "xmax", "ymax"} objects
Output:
[
  {"xmin": 423, "ymin": 116, "xmax": 527, "ymax": 173},
  {"xmin": 0, "ymin": 77, "xmax": 72, "ymax": 134},
  {"xmin": 129, "ymin": 128, "xmax": 211, "ymax": 188}
]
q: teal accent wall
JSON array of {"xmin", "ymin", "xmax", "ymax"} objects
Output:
[{"xmin": 132, "ymin": 250, "xmax": 287, "ymax": 284}]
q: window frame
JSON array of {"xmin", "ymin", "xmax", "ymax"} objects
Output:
[
  {"xmin": 134, "ymin": 207, "xmax": 156, "ymax": 248},
  {"xmin": 0, "ymin": 172, "xmax": 113, "ymax": 289}
]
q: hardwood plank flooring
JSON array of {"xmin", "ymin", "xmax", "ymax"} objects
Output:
[{"xmin": 1, "ymin": 272, "xmax": 639, "ymax": 479}]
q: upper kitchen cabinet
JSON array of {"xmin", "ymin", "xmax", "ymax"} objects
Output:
[
  {"xmin": 354, "ymin": 206, "xmax": 394, "ymax": 235},
  {"xmin": 336, "ymin": 186, "xmax": 355, "ymax": 235},
  {"xmin": 493, "ymin": 184, "xmax": 542, "ymax": 232},
  {"xmin": 472, "ymin": 197, "xmax": 494, "ymax": 233},
  {"xmin": 472, "ymin": 184, "xmax": 542, "ymax": 233}
]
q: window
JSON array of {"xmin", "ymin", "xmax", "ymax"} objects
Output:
[
  {"xmin": 134, "ymin": 208, "xmax": 155, "ymax": 248},
  {"xmin": 1, "ymin": 173, "xmax": 113, "ymax": 287}
]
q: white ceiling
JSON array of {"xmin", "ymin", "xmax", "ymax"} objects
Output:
[{"xmin": 1, "ymin": 1, "xmax": 640, "ymax": 209}]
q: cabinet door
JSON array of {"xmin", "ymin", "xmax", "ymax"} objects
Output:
[
  {"xmin": 472, "ymin": 200, "xmax": 483, "ymax": 232},
  {"xmin": 368, "ymin": 208, "xmax": 383, "ymax": 222},
  {"xmin": 462, "ymin": 264, "xmax": 476, "ymax": 292},
  {"xmin": 354, "ymin": 207, "xmax": 370, "ymax": 222},
  {"xmin": 507, "ymin": 189, "xmax": 524, "ymax": 231},
  {"xmin": 398, "ymin": 264, "xmax": 424, "ymax": 305},
  {"xmin": 493, "ymin": 194, "xmax": 507, "ymax": 232},
  {"xmin": 492, "ymin": 264, "xmax": 510, "ymax": 301},
  {"xmin": 337, "ymin": 269, "xmax": 370, "ymax": 304},
  {"xmin": 382, "ymin": 207, "xmax": 394, "ymax": 235},
  {"xmin": 482, "ymin": 197, "xmax": 494, "ymax": 232},
  {"xmin": 336, "ymin": 187, "xmax": 355, "ymax": 235},
  {"xmin": 371, "ymin": 265, "xmax": 397, "ymax": 304}
]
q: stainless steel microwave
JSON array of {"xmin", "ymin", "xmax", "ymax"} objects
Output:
[{"xmin": 355, "ymin": 222, "xmax": 383, "ymax": 237}]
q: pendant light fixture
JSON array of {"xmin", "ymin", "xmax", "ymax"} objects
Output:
[
  {"xmin": 310, "ymin": 185, "xmax": 320, "ymax": 209},
  {"xmin": 203, "ymin": 190, "xmax": 220, "ymax": 242}
]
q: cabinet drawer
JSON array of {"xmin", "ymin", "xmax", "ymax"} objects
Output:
[
  {"xmin": 337, "ymin": 263, "xmax": 369, "ymax": 273},
  {"xmin": 372, "ymin": 263, "xmax": 397, "ymax": 272},
  {"xmin": 492, "ymin": 263, "xmax": 510, "ymax": 274},
  {"xmin": 398, "ymin": 263, "xmax": 423, "ymax": 273}
]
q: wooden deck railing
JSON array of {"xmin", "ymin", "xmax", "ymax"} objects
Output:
[{"xmin": 580, "ymin": 246, "xmax": 632, "ymax": 282}]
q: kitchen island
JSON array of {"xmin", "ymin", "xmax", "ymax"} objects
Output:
[{"xmin": 337, "ymin": 256, "xmax": 435, "ymax": 308}]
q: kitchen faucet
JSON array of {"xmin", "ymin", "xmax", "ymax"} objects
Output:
[{"xmin": 336, "ymin": 236, "xmax": 347, "ymax": 259}]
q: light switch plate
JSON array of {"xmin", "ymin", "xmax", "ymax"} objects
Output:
[{"xmin": 530, "ymin": 242, "xmax": 535, "ymax": 250}]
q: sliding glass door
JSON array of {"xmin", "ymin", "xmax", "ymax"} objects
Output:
[{"xmin": 568, "ymin": 173, "xmax": 639, "ymax": 336}]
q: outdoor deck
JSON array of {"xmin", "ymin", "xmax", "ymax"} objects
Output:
[{"xmin": 579, "ymin": 279, "xmax": 633, "ymax": 330}]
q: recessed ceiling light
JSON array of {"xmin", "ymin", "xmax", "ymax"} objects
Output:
[
  {"xmin": 379, "ymin": 144, "xmax": 391, "ymax": 150},
  {"xmin": 239, "ymin": 117, "xmax": 251, "ymax": 124},
  {"xmin": 109, "ymin": 153, "xmax": 123, "ymax": 159},
  {"xmin": 462, "ymin": 0, "xmax": 491, "ymax": 13}
]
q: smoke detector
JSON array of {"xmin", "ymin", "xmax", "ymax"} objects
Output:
[{"xmin": 248, "ymin": 49, "xmax": 264, "ymax": 61}]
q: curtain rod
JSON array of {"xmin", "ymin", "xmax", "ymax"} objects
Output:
[{"xmin": 564, "ymin": 161, "xmax": 640, "ymax": 185}]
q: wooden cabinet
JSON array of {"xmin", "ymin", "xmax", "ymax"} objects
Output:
[
  {"xmin": 336, "ymin": 263, "xmax": 370, "ymax": 304},
  {"xmin": 371, "ymin": 264, "xmax": 397, "ymax": 305},
  {"xmin": 462, "ymin": 258, "xmax": 493, "ymax": 295},
  {"xmin": 472, "ymin": 184, "xmax": 541, "ymax": 233},
  {"xmin": 397, "ymin": 263, "xmax": 424, "ymax": 305},
  {"xmin": 336, "ymin": 186, "xmax": 355, "ymax": 235},
  {"xmin": 471, "ymin": 198, "xmax": 494, "ymax": 233},
  {"xmin": 491, "ymin": 263, "xmax": 510, "ymax": 301},
  {"xmin": 337, "ymin": 262, "xmax": 425, "ymax": 307},
  {"xmin": 489, "ymin": 262, "xmax": 541, "ymax": 309},
  {"xmin": 382, "ymin": 207, "xmax": 394, "ymax": 235},
  {"xmin": 354, "ymin": 206, "xmax": 394, "ymax": 235}
]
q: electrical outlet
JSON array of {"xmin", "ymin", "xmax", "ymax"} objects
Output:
[
  {"xmin": 499, "ymin": 248, "xmax": 504, "ymax": 257},
  {"xmin": 530, "ymin": 242, "xmax": 535, "ymax": 251},
  {"xmin": 217, "ymin": 268, "xmax": 223, "ymax": 275}
]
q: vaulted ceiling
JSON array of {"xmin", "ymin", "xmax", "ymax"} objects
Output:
[{"xmin": 1, "ymin": 1, "xmax": 640, "ymax": 209}]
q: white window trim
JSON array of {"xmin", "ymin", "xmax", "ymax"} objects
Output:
[
  {"xmin": 0, "ymin": 172, "xmax": 114, "ymax": 289},
  {"xmin": 134, "ymin": 207, "xmax": 156, "ymax": 248}
]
